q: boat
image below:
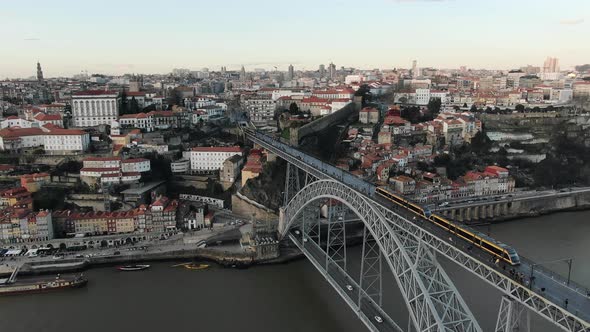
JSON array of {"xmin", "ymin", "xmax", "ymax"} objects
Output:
[
  {"xmin": 0, "ymin": 273, "xmax": 87, "ymax": 296},
  {"xmin": 117, "ymin": 264, "xmax": 150, "ymax": 271},
  {"xmin": 182, "ymin": 263, "xmax": 209, "ymax": 270}
]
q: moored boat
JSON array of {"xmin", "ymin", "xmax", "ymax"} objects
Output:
[
  {"xmin": 117, "ymin": 264, "xmax": 150, "ymax": 271},
  {"xmin": 182, "ymin": 263, "xmax": 209, "ymax": 270},
  {"xmin": 0, "ymin": 274, "xmax": 87, "ymax": 296}
]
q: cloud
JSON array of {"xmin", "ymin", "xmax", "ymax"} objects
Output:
[
  {"xmin": 559, "ymin": 18, "xmax": 585, "ymax": 25},
  {"xmin": 24, "ymin": 38, "xmax": 41, "ymax": 41}
]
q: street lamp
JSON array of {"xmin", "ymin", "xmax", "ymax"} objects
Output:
[{"xmin": 530, "ymin": 258, "xmax": 574, "ymax": 290}]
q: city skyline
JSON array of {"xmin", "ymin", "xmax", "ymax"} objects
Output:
[{"xmin": 1, "ymin": 0, "xmax": 589, "ymax": 78}]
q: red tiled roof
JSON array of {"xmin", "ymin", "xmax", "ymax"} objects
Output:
[
  {"xmin": 122, "ymin": 158, "xmax": 149, "ymax": 163},
  {"xmin": 46, "ymin": 128, "xmax": 87, "ymax": 136},
  {"xmin": 191, "ymin": 146, "xmax": 242, "ymax": 153},
  {"xmin": 0, "ymin": 127, "xmax": 44, "ymax": 138},
  {"xmin": 34, "ymin": 113, "xmax": 62, "ymax": 121},
  {"xmin": 84, "ymin": 157, "xmax": 121, "ymax": 162},
  {"xmin": 80, "ymin": 167, "xmax": 120, "ymax": 173},
  {"xmin": 73, "ymin": 90, "xmax": 119, "ymax": 96}
]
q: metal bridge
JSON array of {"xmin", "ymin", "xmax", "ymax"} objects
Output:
[{"xmin": 243, "ymin": 128, "xmax": 590, "ymax": 332}]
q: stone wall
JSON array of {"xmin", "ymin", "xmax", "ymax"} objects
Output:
[
  {"xmin": 290, "ymin": 97, "xmax": 361, "ymax": 146},
  {"xmin": 231, "ymin": 192, "xmax": 278, "ymax": 221}
]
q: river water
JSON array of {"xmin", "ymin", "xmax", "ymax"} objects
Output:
[{"xmin": 0, "ymin": 211, "xmax": 588, "ymax": 332}]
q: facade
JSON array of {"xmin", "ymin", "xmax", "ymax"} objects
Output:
[
  {"xmin": 52, "ymin": 196, "xmax": 179, "ymax": 237},
  {"xmin": 80, "ymin": 157, "xmax": 150, "ymax": 185},
  {"xmin": 0, "ymin": 208, "xmax": 54, "ymax": 244},
  {"xmin": 72, "ymin": 90, "xmax": 120, "ymax": 127},
  {"xmin": 220, "ymin": 155, "xmax": 243, "ymax": 190},
  {"xmin": 171, "ymin": 159, "xmax": 190, "ymax": 174},
  {"xmin": 0, "ymin": 127, "xmax": 90, "ymax": 153},
  {"xmin": 187, "ymin": 146, "xmax": 243, "ymax": 172},
  {"xmin": 359, "ymin": 107, "xmax": 379, "ymax": 124},
  {"xmin": 242, "ymin": 96, "xmax": 276, "ymax": 127}
]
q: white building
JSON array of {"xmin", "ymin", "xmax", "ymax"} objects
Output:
[
  {"xmin": 0, "ymin": 127, "xmax": 89, "ymax": 152},
  {"xmin": 43, "ymin": 128, "xmax": 90, "ymax": 152},
  {"xmin": 187, "ymin": 146, "xmax": 243, "ymax": 172},
  {"xmin": 72, "ymin": 90, "xmax": 120, "ymax": 127},
  {"xmin": 119, "ymin": 113, "xmax": 154, "ymax": 132},
  {"xmin": 121, "ymin": 158, "xmax": 151, "ymax": 173},
  {"xmin": 1, "ymin": 116, "xmax": 33, "ymax": 129},
  {"xmin": 171, "ymin": 159, "xmax": 190, "ymax": 174}
]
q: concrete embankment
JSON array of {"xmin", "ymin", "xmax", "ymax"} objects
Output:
[
  {"xmin": 12, "ymin": 248, "xmax": 255, "ymax": 276},
  {"xmin": 439, "ymin": 190, "xmax": 590, "ymax": 223}
]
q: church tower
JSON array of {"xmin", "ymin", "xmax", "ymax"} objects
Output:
[{"xmin": 37, "ymin": 62, "xmax": 44, "ymax": 82}]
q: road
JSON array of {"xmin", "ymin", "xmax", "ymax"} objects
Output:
[{"xmin": 288, "ymin": 231, "xmax": 401, "ymax": 332}]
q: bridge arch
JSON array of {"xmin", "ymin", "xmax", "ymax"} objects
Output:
[{"xmin": 280, "ymin": 179, "xmax": 480, "ymax": 332}]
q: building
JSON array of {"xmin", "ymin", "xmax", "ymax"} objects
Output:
[
  {"xmin": 80, "ymin": 157, "xmax": 150, "ymax": 186},
  {"xmin": 187, "ymin": 146, "xmax": 243, "ymax": 173},
  {"xmin": 171, "ymin": 159, "xmax": 190, "ymax": 174},
  {"xmin": 390, "ymin": 175, "xmax": 416, "ymax": 195},
  {"xmin": 0, "ymin": 127, "xmax": 90, "ymax": 153},
  {"xmin": 543, "ymin": 57, "xmax": 559, "ymax": 73},
  {"xmin": 220, "ymin": 155, "xmax": 243, "ymax": 190},
  {"xmin": 359, "ymin": 107, "xmax": 379, "ymax": 124},
  {"xmin": 241, "ymin": 149, "xmax": 264, "ymax": 186},
  {"xmin": 72, "ymin": 90, "xmax": 120, "ymax": 127},
  {"xmin": 241, "ymin": 95, "xmax": 276, "ymax": 127},
  {"xmin": 20, "ymin": 173, "xmax": 50, "ymax": 193},
  {"xmin": 52, "ymin": 196, "xmax": 178, "ymax": 236},
  {"xmin": 0, "ymin": 187, "xmax": 33, "ymax": 209},
  {"xmin": 573, "ymin": 82, "xmax": 590, "ymax": 98},
  {"xmin": 0, "ymin": 208, "xmax": 54, "ymax": 244}
]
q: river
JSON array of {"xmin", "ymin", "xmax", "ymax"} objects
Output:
[{"xmin": 0, "ymin": 211, "xmax": 588, "ymax": 332}]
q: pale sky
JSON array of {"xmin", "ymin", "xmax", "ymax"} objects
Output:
[{"xmin": 1, "ymin": 0, "xmax": 589, "ymax": 78}]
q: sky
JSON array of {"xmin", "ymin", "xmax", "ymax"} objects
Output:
[{"xmin": 1, "ymin": 0, "xmax": 589, "ymax": 78}]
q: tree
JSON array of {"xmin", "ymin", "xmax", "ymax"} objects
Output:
[
  {"xmin": 167, "ymin": 88, "xmax": 183, "ymax": 106},
  {"xmin": 129, "ymin": 96, "xmax": 140, "ymax": 114},
  {"xmin": 289, "ymin": 102, "xmax": 299, "ymax": 114},
  {"xmin": 515, "ymin": 104, "xmax": 525, "ymax": 112},
  {"xmin": 354, "ymin": 84, "xmax": 372, "ymax": 105},
  {"xmin": 427, "ymin": 98, "xmax": 442, "ymax": 115},
  {"xmin": 470, "ymin": 104, "xmax": 478, "ymax": 112},
  {"xmin": 120, "ymin": 89, "xmax": 128, "ymax": 115}
]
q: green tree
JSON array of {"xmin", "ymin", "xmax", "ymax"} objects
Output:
[
  {"xmin": 120, "ymin": 89, "xmax": 128, "ymax": 115},
  {"xmin": 129, "ymin": 96, "xmax": 140, "ymax": 114},
  {"xmin": 427, "ymin": 98, "xmax": 442, "ymax": 114},
  {"xmin": 289, "ymin": 102, "xmax": 300, "ymax": 114},
  {"xmin": 515, "ymin": 104, "xmax": 525, "ymax": 112}
]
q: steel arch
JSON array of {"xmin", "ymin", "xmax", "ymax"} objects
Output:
[{"xmin": 280, "ymin": 179, "xmax": 482, "ymax": 332}]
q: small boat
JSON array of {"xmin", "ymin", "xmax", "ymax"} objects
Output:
[
  {"xmin": 117, "ymin": 264, "xmax": 150, "ymax": 272},
  {"xmin": 182, "ymin": 263, "xmax": 209, "ymax": 270}
]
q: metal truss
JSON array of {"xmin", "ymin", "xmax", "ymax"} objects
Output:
[
  {"xmin": 249, "ymin": 132, "xmax": 589, "ymax": 332},
  {"xmin": 359, "ymin": 226, "xmax": 383, "ymax": 307},
  {"xmin": 495, "ymin": 296, "xmax": 530, "ymax": 332},
  {"xmin": 282, "ymin": 179, "xmax": 481, "ymax": 332},
  {"xmin": 284, "ymin": 163, "xmax": 301, "ymax": 205},
  {"xmin": 326, "ymin": 199, "xmax": 347, "ymax": 271},
  {"xmin": 374, "ymin": 203, "xmax": 589, "ymax": 332}
]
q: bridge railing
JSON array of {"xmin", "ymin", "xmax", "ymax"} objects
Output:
[{"xmin": 520, "ymin": 256, "xmax": 590, "ymax": 299}]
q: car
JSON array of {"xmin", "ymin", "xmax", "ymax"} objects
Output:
[
  {"xmin": 113, "ymin": 251, "xmax": 121, "ymax": 255},
  {"xmin": 439, "ymin": 202, "xmax": 449, "ymax": 207},
  {"xmin": 346, "ymin": 285, "xmax": 353, "ymax": 291},
  {"xmin": 294, "ymin": 230, "xmax": 301, "ymax": 235},
  {"xmin": 303, "ymin": 238, "xmax": 308, "ymax": 243},
  {"xmin": 467, "ymin": 200, "xmax": 474, "ymax": 203},
  {"xmin": 374, "ymin": 316, "xmax": 383, "ymax": 323}
]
